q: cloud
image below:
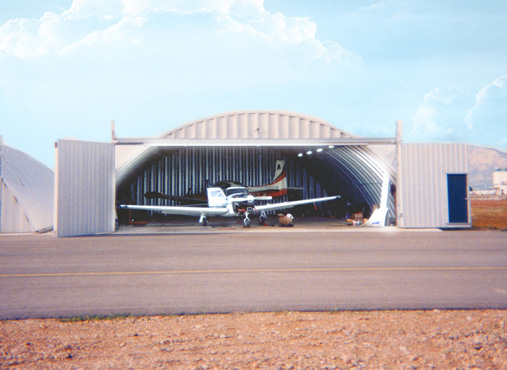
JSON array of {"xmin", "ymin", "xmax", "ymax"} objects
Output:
[
  {"xmin": 0, "ymin": 0, "xmax": 363, "ymax": 132},
  {"xmin": 0, "ymin": 17, "xmax": 45, "ymax": 58},
  {"xmin": 465, "ymin": 76, "xmax": 507, "ymax": 148},
  {"xmin": 408, "ymin": 77, "xmax": 507, "ymax": 148},
  {"xmin": 408, "ymin": 87, "xmax": 472, "ymax": 142},
  {"xmin": 0, "ymin": 0, "xmax": 361, "ymax": 70},
  {"xmin": 64, "ymin": 0, "xmax": 123, "ymax": 20},
  {"xmin": 0, "ymin": 0, "xmax": 363, "ymax": 160}
]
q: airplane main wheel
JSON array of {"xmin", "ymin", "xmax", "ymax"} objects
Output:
[
  {"xmin": 243, "ymin": 218, "xmax": 251, "ymax": 228},
  {"xmin": 202, "ymin": 218, "xmax": 208, "ymax": 226},
  {"xmin": 259, "ymin": 216, "xmax": 268, "ymax": 225}
]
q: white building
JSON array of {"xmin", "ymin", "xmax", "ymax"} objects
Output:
[{"xmin": 493, "ymin": 168, "xmax": 507, "ymax": 195}]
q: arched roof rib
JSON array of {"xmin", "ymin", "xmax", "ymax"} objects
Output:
[{"xmin": 115, "ymin": 111, "xmax": 396, "ymax": 215}]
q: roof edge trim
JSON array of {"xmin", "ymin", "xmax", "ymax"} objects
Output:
[{"xmin": 115, "ymin": 138, "xmax": 396, "ymax": 146}]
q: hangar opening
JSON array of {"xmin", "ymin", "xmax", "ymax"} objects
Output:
[{"xmin": 114, "ymin": 111, "xmax": 397, "ymax": 227}]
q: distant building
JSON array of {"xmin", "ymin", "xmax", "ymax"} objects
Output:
[{"xmin": 493, "ymin": 168, "xmax": 507, "ymax": 195}]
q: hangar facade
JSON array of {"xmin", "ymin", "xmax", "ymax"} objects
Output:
[{"xmin": 53, "ymin": 110, "xmax": 471, "ymax": 236}]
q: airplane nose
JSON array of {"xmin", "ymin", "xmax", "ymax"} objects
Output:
[{"xmin": 247, "ymin": 195, "xmax": 254, "ymax": 203}]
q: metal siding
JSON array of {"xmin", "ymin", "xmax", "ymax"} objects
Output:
[
  {"xmin": 120, "ymin": 147, "xmax": 331, "ymax": 215},
  {"xmin": 55, "ymin": 140, "xmax": 115, "ymax": 237},
  {"xmin": 399, "ymin": 143, "xmax": 469, "ymax": 228}
]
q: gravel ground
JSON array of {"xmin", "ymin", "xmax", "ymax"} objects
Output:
[{"xmin": 2, "ymin": 310, "xmax": 507, "ymax": 369}]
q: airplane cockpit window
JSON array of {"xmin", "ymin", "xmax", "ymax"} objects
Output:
[
  {"xmin": 226, "ymin": 187, "xmax": 249, "ymax": 197},
  {"xmin": 208, "ymin": 188, "xmax": 226, "ymax": 200},
  {"xmin": 215, "ymin": 181, "xmax": 243, "ymax": 190}
]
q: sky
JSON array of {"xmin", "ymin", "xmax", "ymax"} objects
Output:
[{"xmin": 1, "ymin": 0, "xmax": 506, "ymax": 168}]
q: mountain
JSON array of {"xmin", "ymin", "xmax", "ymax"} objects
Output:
[{"xmin": 468, "ymin": 146, "xmax": 507, "ymax": 190}]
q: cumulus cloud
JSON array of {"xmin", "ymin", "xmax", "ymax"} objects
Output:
[
  {"xmin": 0, "ymin": 0, "xmax": 364, "ymax": 155},
  {"xmin": 408, "ymin": 87, "xmax": 472, "ymax": 142},
  {"xmin": 64, "ymin": 0, "xmax": 123, "ymax": 20},
  {"xmin": 465, "ymin": 76, "xmax": 507, "ymax": 148},
  {"xmin": 0, "ymin": 17, "xmax": 46, "ymax": 58},
  {"xmin": 408, "ymin": 77, "xmax": 507, "ymax": 148},
  {"xmin": 0, "ymin": 0, "xmax": 361, "ymax": 71}
]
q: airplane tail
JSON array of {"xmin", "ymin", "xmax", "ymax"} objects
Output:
[
  {"xmin": 273, "ymin": 160, "xmax": 285, "ymax": 183},
  {"xmin": 271, "ymin": 160, "xmax": 287, "ymax": 191},
  {"xmin": 247, "ymin": 160, "xmax": 288, "ymax": 197}
]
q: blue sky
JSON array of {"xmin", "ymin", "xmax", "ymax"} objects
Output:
[{"xmin": 1, "ymin": 0, "xmax": 506, "ymax": 168}]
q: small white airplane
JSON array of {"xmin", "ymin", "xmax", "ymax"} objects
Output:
[{"xmin": 120, "ymin": 186, "xmax": 339, "ymax": 227}]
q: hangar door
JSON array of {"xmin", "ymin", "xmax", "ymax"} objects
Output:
[{"xmin": 54, "ymin": 140, "xmax": 115, "ymax": 237}]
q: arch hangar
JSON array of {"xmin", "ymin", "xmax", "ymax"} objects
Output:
[{"xmin": 115, "ymin": 111, "xmax": 397, "ymax": 223}]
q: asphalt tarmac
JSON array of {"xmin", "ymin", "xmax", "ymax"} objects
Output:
[{"xmin": 0, "ymin": 225, "xmax": 506, "ymax": 319}]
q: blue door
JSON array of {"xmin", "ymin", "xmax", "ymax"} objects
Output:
[{"xmin": 447, "ymin": 174, "xmax": 469, "ymax": 223}]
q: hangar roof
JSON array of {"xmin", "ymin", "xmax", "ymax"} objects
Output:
[
  {"xmin": 116, "ymin": 110, "xmax": 394, "ymax": 149},
  {"xmin": 159, "ymin": 110, "xmax": 350, "ymax": 140},
  {"xmin": 0, "ymin": 143, "xmax": 54, "ymax": 233}
]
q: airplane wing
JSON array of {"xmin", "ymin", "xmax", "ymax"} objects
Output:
[
  {"xmin": 119, "ymin": 204, "xmax": 229, "ymax": 217},
  {"xmin": 254, "ymin": 195, "xmax": 340, "ymax": 212}
]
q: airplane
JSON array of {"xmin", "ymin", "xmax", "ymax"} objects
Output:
[
  {"xmin": 120, "ymin": 186, "xmax": 339, "ymax": 227},
  {"xmin": 144, "ymin": 160, "xmax": 294, "ymax": 204}
]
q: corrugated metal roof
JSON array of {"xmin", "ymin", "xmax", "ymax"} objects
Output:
[
  {"xmin": 0, "ymin": 144, "xmax": 54, "ymax": 233},
  {"xmin": 163, "ymin": 111, "xmax": 350, "ymax": 140}
]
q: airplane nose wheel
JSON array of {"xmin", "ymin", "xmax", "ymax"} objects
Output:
[{"xmin": 243, "ymin": 217, "xmax": 251, "ymax": 228}]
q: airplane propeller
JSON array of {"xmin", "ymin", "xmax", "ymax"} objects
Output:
[{"xmin": 228, "ymin": 195, "xmax": 272, "ymax": 204}]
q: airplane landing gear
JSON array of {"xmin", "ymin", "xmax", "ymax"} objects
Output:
[
  {"xmin": 243, "ymin": 215, "xmax": 251, "ymax": 228},
  {"xmin": 259, "ymin": 211, "xmax": 268, "ymax": 226},
  {"xmin": 199, "ymin": 215, "xmax": 208, "ymax": 226}
]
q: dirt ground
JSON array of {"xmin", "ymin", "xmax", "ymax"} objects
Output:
[
  {"xmin": 471, "ymin": 197, "xmax": 507, "ymax": 230},
  {"xmin": 2, "ymin": 310, "xmax": 507, "ymax": 369}
]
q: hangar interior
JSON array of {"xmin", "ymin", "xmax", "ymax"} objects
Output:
[{"xmin": 115, "ymin": 111, "xmax": 397, "ymax": 225}]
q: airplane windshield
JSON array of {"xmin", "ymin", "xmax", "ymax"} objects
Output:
[{"xmin": 225, "ymin": 187, "xmax": 249, "ymax": 197}]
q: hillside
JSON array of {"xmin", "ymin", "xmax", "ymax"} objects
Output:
[{"xmin": 468, "ymin": 146, "xmax": 507, "ymax": 190}]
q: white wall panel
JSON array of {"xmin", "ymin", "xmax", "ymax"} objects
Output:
[
  {"xmin": 55, "ymin": 140, "xmax": 115, "ymax": 237},
  {"xmin": 398, "ymin": 143, "xmax": 470, "ymax": 228}
]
